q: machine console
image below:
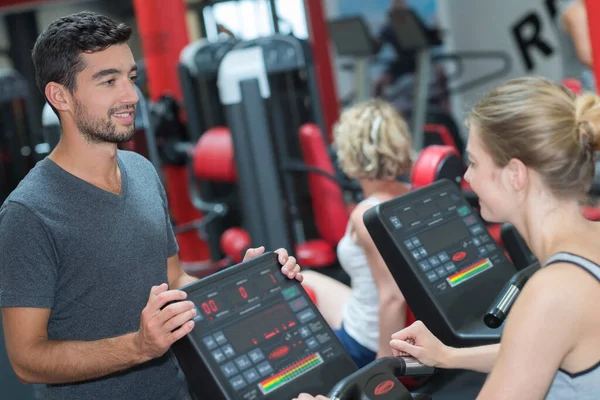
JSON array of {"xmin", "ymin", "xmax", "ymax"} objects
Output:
[
  {"xmin": 364, "ymin": 179, "xmax": 517, "ymax": 347},
  {"xmin": 171, "ymin": 253, "xmax": 357, "ymax": 400}
]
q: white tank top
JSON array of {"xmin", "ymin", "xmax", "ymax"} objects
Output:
[{"xmin": 337, "ymin": 197, "xmax": 381, "ymax": 352}]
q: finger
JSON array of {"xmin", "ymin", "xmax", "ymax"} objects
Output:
[
  {"xmin": 167, "ymin": 320, "xmax": 196, "ymax": 344},
  {"xmin": 274, "ymin": 248, "xmax": 289, "ymax": 264},
  {"xmin": 243, "ymin": 246, "xmax": 265, "ymax": 261},
  {"xmin": 390, "ymin": 322, "xmax": 420, "ymax": 341},
  {"xmin": 295, "ymin": 271, "xmax": 304, "ymax": 283},
  {"xmin": 164, "ymin": 306, "xmax": 197, "ymax": 333},
  {"xmin": 390, "ymin": 339, "xmax": 420, "ymax": 357},
  {"xmin": 294, "ymin": 394, "xmax": 314, "ymax": 400},
  {"xmin": 156, "ymin": 300, "xmax": 195, "ymax": 325},
  {"xmin": 149, "ymin": 283, "xmax": 169, "ymax": 300},
  {"xmin": 286, "ymin": 263, "xmax": 300, "ymax": 279},
  {"xmin": 149, "ymin": 290, "xmax": 188, "ymax": 312}
]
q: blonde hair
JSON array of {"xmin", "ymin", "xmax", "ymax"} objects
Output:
[
  {"xmin": 469, "ymin": 76, "xmax": 600, "ymax": 198},
  {"xmin": 333, "ymin": 99, "xmax": 413, "ymax": 180}
]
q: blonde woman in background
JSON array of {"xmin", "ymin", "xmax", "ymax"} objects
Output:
[{"xmin": 302, "ymin": 99, "xmax": 413, "ymax": 368}]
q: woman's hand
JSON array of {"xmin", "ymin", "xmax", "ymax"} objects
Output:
[{"xmin": 390, "ymin": 321, "xmax": 452, "ymax": 368}]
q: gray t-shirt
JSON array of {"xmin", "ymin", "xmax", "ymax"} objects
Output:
[{"xmin": 0, "ymin": 150, "xmax": 190, "ymax": 399}]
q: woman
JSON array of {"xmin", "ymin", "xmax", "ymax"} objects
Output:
[
  {"xmin": 301, "ymin": 99, "xmax": 413, "ymax": 368},
  {"xmin": 297, "ymin": 77, "xmax": 600, "ymax": 399}
]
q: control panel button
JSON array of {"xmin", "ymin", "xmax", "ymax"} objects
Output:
[
  {"xmin": 435, "ymin": 267, "xmax": 447, "ymax": 278},
  {"xmin": 317, "ymin": 332, "xmax": 332, "ymax": 344},
  {"xmin": 309, "ymin": 321, "xmax": 324, "ymax": 332},
  {"xmin": 418, "ymin": 260, "xmax": 432, "ymax": 272},
  {"xmin": 282, "ymin": 286, "xmax": 301, "ymax": 300},
  {"xmin": 470, "ymin": 225, "xmax": 484, "ymax": 235},
  {"xmin": 426, "ymin": 271, "xmax": 438, "ymax": 282},
  {"xmin": 404, "ymin": 239, "xmax": 415, "ymax": 250},
  {"xmin": 473, "ymin": 237, "xmax": 482, "ymax": 246},
  {"xmin": 299, "ymin": 326, "xmax": 312, "ymax": 338},
  {"xmin": 480, "ymin": 235, "xmax": 490, "ymax": 243},
  {"xmin": 389, "ymin": 216, "xmax": 402, "ymax": 229},
  {"xmin": 438, "ymin": 252, "xmax": 449, "ymax": 262},
  {"xmin": 444, "ymin": 263, "xmax": 457, "ymax": 273},
  {"xmin": 222, "ymin": 344, "xmax": 236, "ymax": 359},
  {"xmin": 297, "ymin": 309, "xmax": 316, "ymax": 324},
  {"xmin": 463, "ymin": 215, "xmax": 477, "ymax": 226},
  {"xmin": 411, "ymin": 250, "xmax": 421, "ymax": 260},
  {"xmin": 418, "ymin": 248, "xmax": 428, "ymax": 257},
  {"xmin": 212, "ymin": 349, "xmax": 226, "ymax": 364},
  {"xmin": 234, "ymin": 355, "xmax": 252, "ymax": 370},
  {"xmin": 257, "ymin": 361, "xmax": 273, "ymax": 377},
  {"xmin": 457, "ymin": 205, "xmax": 470, "ymax": 216},
  {"xmin": 230, "ymin": 375, "xmax": 247, "ymax": 391},
  {"xmin": 203, "ymin": 336, "xmax": 217, "ymax": 350},
  {"xmin": 248, "ymin": 349, "xmax": 265, "ymax": 364},
  {"xmin": 411, "ymin": 238, "xmax": 422, "ymax": 247},
  {"xmin": 214, "ymin": 331, "xmax": 227, "ymax": 345},
  {"xmin": 221, "ymin": 361, "xmax": 239, "ymax": 378},
  {"xmin": 478, "ymin": 247, "xmax": 488, "ymax": 256},
  {"xmin": 306, "ymin": 337, "xmax": 319, "ymax": 349},
  {"xmin": 428, "ymin": 256, "xmax": 440, "ymax": 267},
  {"xmin": 289, "ymin": 296, "xmax": 309, "ymax": 312},
  {"xmin": 243, "ymin": 368, "xmax": 261, "ymax": 383}
]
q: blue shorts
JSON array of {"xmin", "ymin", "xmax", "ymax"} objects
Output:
[{"xmin": 333, "ymin": 324, "xmax": 376, "ymax": 368}]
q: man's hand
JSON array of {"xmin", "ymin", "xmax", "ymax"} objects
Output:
[
  {"xmin": 243, "ymin": 247, "xmax": 303, "ymax": 282},
  {"xmin": 134, "ymin": 283, "xmax": 196, "ymax": 361}
]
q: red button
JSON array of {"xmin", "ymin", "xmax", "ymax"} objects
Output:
[
  {"xmin": 374, "ymin": 380, "xmax": 396, "ymax": 395},
  {"xmin": 452, "ymin": 251, "xmax": 466, "ymax": 261}
]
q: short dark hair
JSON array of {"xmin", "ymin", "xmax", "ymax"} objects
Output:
[{"xmin": 32, "ymin": 11, "xmax": 132, "ymax": 99}]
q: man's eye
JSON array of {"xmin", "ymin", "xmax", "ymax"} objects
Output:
[
  {"xmin": 103, "ymin": 79, "xmax": 115, "ymax": 86},
  {"xmin": 130, "ymin": 75, "xmax": 138, "ymax": 82}
]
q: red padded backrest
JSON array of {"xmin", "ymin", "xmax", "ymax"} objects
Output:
[
  {"xmin": 410, "ymin": 145, "xmax": 461, "ymax": 188},
  {"xmin": 423, "ymin": 123, "xmax": 460, "ymax": 154},
  {"xmin": 298, "ymin": 123, "xmax": 348, "ymax": 247},
  {"xmin": 192, "ymin": 126, "xmax": 237, "ymax": 183}
]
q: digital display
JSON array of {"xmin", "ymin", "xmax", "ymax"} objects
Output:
[
  {"xmin": 396, "ymin": 197, "xmax": 442, "ymax": 227},
  {"xmin": 195, "ymin": 270, "xmax": 282, "ymax": 319},
  {"xmin": 418, "ymin": 217, "xmax": 471, "ymax": 255},
  {"xmin": 224, "ymin": 303, "xmax": 298, "ymax": 353}
]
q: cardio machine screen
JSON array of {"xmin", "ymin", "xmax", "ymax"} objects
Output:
[
  {"xmin": 171, "ymin": 253, "xmax": 356, "ymax": 400},
  {"xmin": 384, "ymin": 188, "xmax": 504, "ymax": 295}
]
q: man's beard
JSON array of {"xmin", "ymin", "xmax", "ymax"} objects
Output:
[{"xmin": 74, "ymin": 99, "xmax": 135, "ymax": 144}]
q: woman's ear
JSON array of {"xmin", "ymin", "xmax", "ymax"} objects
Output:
[{"xmin": 507, "ymin": 158, "xmax": 528, "ymax": 192}]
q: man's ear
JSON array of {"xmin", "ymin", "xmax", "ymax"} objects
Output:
[
  {"xmin": 45, "ymin": 82, "xmax": 71, "ymax": 113},
  {"xmin": 507, "ymin": 158, "xmax": 528, "ymax": 192}
]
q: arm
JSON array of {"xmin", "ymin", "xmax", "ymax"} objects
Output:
[
  {"xmin": 475, "ymin": 265, "xmax": 583, "ymax": 400},
  {"xmin": 2, "ymin": 307, "xmax": 141, "ymax": 384},
  {"xmin": 168, "ymin": 254, "xmax": 198, "ymax": 289},
  {"xmin": 2, "ymin": 286, "xmax": 194, "ymax": 385},
  {"xmin": 561, "ymin": 0, "xmax": 593, "ymax": 68},
  {"xmin": 350, "ymin": 205, "xmax": 406, "ymax": 359}
]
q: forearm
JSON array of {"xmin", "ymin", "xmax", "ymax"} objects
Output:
[
  {"xmin": 376, "ymin": 295, "xmax": 406, "ymax": 359},
  {"xmin": 171, "ymin": 272, "xmax": 198, "ymax": 289},
  {"xmin": 444, "ymin": 343, "xmax": 500, "ymax": 373},
  {"xmin": 16, "ymin": 333, "xmax": 143, "ymax": 384}
]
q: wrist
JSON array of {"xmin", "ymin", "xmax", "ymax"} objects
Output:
[
  {"xmin": 440, "ymin": 345, "xmax": 457, "ymax": 369},
  {"xmin": 128, "ymin": 332, "xmax": 149, "ymax": 364}
]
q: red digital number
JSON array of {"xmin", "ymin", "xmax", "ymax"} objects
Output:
[
  {"xmin": 202, "ymin": 302, "xmax": 211, "ymax": 315},
  {"xmin": 239, "ymin": 286, "xmax": 248, "ymax": 299},
  {"xmin": 209, "ymin": 299, "xmax": 218, "ymax": 312}
]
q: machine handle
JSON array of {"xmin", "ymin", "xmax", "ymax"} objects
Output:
[
  {"xmin": 327, "ymin": 356, "xmax": 434, "ymax": 400},
  {"xmin": 484, "ymin": 263, "xmax": 540, "ymax": 328}
]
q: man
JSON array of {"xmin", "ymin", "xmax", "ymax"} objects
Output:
[
  {"xmin": 556, "ymin": 0, "xmax": 596, "ymax": 91},
  {"xmin": 0, "ymin": 11, "xmax": 302, "ymax": 400}
]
